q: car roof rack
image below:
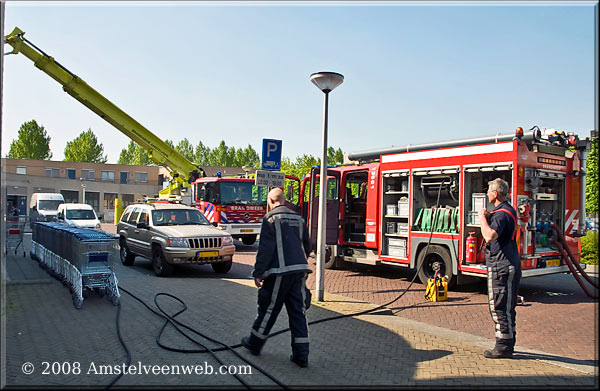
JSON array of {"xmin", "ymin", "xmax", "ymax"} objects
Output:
[{"xmin": 137, "ymin": 196, "xmax": 182, "ymax": 204}]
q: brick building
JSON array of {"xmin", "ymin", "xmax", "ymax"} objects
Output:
[{"xmin": 2, "ymin": 158, "xmax": 252, "ymax": 222}]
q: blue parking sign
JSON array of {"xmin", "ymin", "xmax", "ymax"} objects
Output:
[{"xmin": 261, "ymin": 139, "xmax": 282, "ymax": 171}]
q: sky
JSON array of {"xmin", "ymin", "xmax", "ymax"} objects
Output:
[{"xmin": 1, "ymin": 1, "xmax": 597, "ymax": 164}]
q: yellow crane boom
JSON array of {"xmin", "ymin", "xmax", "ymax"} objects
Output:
[{"xmin": 4, "ymin": 27, "xmax": 205, "ymax": 198}]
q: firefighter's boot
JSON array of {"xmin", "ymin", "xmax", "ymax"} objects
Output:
[
  {"xmin": 484, "ymin": 338, "xmax": 514, "ymax": 359},
  {"xmin": 241, "ymin": 336, "xmax": 262, "ymax": 356},
  {"xmin": 290, "ymin": 355, "xmax": 308, "ymax": 368}
]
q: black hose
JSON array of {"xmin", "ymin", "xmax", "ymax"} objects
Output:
[
  {"xmin": 115, "ymin": 286, "xmax": 287, "ymax": 390},
  {"xmin": 550, "ymin": 223, "xmax": 599, "ymax": 289},
  {"xmin": 551, "ymin": 239, "xmax": 598, "ymax": 299},
  {"xmin": 20, "ymin": 34, "xmax": 78, "ymax": 79},
  {"xmin": 109, "ymin": 180, "xmax": 449, "ymax": 388},
  {"xmin": 106, "ymin": 303, "xmax": 130, "ymax": 390}
]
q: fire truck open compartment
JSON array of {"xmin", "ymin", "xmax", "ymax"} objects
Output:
[
  {"xmin": 462, "ymin": 165, "xmax": 512, "ymax": 265},
  {"xmin": 381, "ymin": 171, "xmax": 410, "ymax": 259},
  {"xmin": 523, "ymin": 168, "xmax": 566, "ymax": 254},
  {"xmin": 409, "ymin": 169, "xmax": 461, "ymax": 286},
  {"xmin": 342, "ymin": 170, "xmax": 369, "ymax": 244}
]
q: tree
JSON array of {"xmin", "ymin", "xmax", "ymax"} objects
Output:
[
  {"xmin": 328, "ymin": 146, "xmax": 345, "ymax": 165},
  {"xmin": 63, "ymin": 128, "xmax": 107, "ymax": 163},
  {"xmin": 7, "ymin": 120, "xmax": 52, "ymax": 160},
  {"xmin": 117, "ymin": 141, "xmax": 135, "ymax": 165},
  {"xmin": 586, "ymin": 136, "xmax": 598, "ymax": 215},
  {"xmin": 236, "ymin": 145, "xmax": 260, "ymax": 168},
  {"xmin": 208, "ymin": 140, "xmax": 233, "ymax": 166},
  {"xmin": 175, "ymin": 138, "xmax": 195, "ymax": 162},
  {"xmin": 117, "ymin": 140, "xmax": 151, "ymax": 165},
  {"xmin": 194, "ymin": 141, "xmax": 210, "ymax": 165},
  {"xmin": 280, "ymin": 154, "xmax": 320, "ymax": 182}
]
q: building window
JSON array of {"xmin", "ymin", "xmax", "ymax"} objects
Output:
[
  {"xmin": 104, "ymin": 193, "xmax": 118, "ymax": 210},
  {"xmin": 85, "ymin": 191, "xmax": 100, "ymax": 211},
  {"xmin": 45, "ymin": 168, "xmax": 60, "ymax": 177},
  {"xmin": 66, "ymin": 169, "xmax": 76, "ymax": 179},
  {"xmin": 16, "ymin": 167, "xmax": 27, "ymax": 175},
  {"xmin": 122, "ymin": 194, "xmax": 134, "ymax": 207},
  {"xmin": 120, "ymin": 171, "xmax": 129, "ymax": 184},
  {"xmin": 81, "ymin": 169, "xmax": 96, "ymax": 180},
  {"xmin": 101, "ymin": 171, "xmax": 115, "ymax": 181},
  {"xmin": 134, "ymin": 172, "xmax": 148, "ymax": 183},
  {"xmin": 61, "ymin": 190, "xmax": 79, "ymax": 204}
]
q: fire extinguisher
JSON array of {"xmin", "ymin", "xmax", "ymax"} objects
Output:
[{"xmin": 466, "ymin": 232, "xmax": 477, "ymax": 263}]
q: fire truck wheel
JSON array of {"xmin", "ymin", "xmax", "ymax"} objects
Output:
[
  {"xmin": 323, "ymin": 246, "xmax": 338, "ymax": 269},
  {"xmin": 211, "ymin": 260, "xmax": 232, "ymax": 273},
  {"xmin": 120, "ymin": 238, "xmax": 135, "ymax": 266},
  {"xmin": 241, "ymin": 235, "xmax": 257, "ymax": 245},
  {"xmin": 416, "ymin": 245, "xmax": 455, "ymax": 288},
  {"xmin": 152, "ymin": 246, "xmax": 174, "ymax": 277}
]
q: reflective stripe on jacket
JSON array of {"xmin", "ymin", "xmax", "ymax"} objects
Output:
[{"xmin": 252, "ymin": 205, "xmax": 312, "ymax": 279}]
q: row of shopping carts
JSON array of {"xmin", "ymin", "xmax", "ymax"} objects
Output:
[
  {"xmin": 5, "ymin": 215, "xmax": 27, "ymax": 256},
  {"xmin": 31, "ymin": 222, "xmax": 120, "ymax": 309}
]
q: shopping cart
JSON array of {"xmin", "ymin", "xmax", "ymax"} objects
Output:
[
  {"xmin": 31, "ymin": 222, "xmax": 120, "ymax": 309},
  {"xmin": 5, "ymin": 216, "xmax": 26, "ymax": 256}
]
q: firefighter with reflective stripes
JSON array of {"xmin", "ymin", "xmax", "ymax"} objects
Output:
[
  {"xmin": 478, "ymin": 178, "xmax": 522, "ymax": 359},
  {"xmin": 241, "ymin": 188, "xmax": 312, "ymax": 368}
]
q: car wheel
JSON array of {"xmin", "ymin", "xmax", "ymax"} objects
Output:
[
  {"xmin": 211, "ymin": 260, "xmax": 232, "ymax": 273},
  {"xmin": 152, "ymin": 246, "xmax": 174, "ymax": 277},
  {"xmin": 241, "ymin": 235, "xmax": 257, "ymax": 245},
  {"xmin": 416, "ymin": 244, "xmax": 455, "ymax": 288},
  {"xmin": 120, "ymin": 238, "xmax": 135, "ymax": 266}
]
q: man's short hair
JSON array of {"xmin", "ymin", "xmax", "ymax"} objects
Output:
[{"xmin": 488, "ymin": 178, "xmax": 509, "ymax": 197}]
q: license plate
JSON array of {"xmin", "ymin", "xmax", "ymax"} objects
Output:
[
  {"xmin": 197, "ymin": 251, "xmax": 219, "ymax": 258},
  {"xmin": 545, "ymin": 259, "xmax": 560, "ymax": 267},
  {"xmin": 241, "ymin": 229, "xmax": 254, "ymax": 233}
]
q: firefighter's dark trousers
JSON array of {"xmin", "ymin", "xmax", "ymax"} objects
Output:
[
  {"xmin": 486, "ymin": 254, "xmax": 522, "ymax": 352},
  {"xmin": 247, "ymin": 273, "xmax": 310, "ymax": 360}
]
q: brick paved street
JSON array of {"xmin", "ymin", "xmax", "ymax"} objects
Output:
[
  {"xmin": 231, "ymin": 239, "xmax": 599, "ymax": 363},
  {"xmin": 2, "ymin": 234, "xmax": 597, "ymax": 389}
]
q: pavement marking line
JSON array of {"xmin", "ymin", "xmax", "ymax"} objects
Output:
[{"xmin": 226, "ymin": 278, "xmax": 598, "ymax": 376}]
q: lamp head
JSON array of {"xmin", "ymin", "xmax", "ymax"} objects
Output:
[{"xmin": 310, "ymin": 71, "xmax": 344, "ymax": 93}]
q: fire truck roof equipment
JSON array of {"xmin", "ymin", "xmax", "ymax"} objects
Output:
[{"xmin": 347, "ymin": 128, "xmax": 542, "ymax": 163}]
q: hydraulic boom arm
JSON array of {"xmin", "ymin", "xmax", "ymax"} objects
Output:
[{"xmin": 4, "ymin": 27, "xmax": 205, "ymax": 198}]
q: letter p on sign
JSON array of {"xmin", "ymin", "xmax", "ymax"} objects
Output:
[{"xmin": 261, "ymin": 139, "xmax": 282, "ymax": 171}]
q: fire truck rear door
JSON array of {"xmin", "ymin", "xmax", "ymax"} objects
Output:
[{"xmin": 308, "ymin": 167, "xmax": 341, "ymax": 246}]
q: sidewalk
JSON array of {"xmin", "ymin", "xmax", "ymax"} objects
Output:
[{"xmin": 2, "ymin": 252, "xmax": 597, "ymax": 389}]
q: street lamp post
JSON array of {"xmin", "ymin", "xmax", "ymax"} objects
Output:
[
  {"xmin": 80, "ymin": 178, "xmax": 87, "ymax": 204},
  {"xmin": 310, "ymin": 71, "xmax": 344, "ymax": 302}
]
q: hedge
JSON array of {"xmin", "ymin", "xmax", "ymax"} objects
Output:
[{"xmin": 580, "ymin": 230, "xmax": 598, "ymax": 265}]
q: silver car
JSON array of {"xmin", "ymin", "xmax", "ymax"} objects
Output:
[{"xmin": 117, "ymin": 202, "xmax": 235, "ymax": 276}]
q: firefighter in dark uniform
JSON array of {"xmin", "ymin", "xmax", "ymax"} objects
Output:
[
  {"xmin": 478, "ymin": 178, "xmax": 521, "ymax": 359},
  {"xmin": 241, "ymin": 188, "xmax": 312, "ymax": 367}
]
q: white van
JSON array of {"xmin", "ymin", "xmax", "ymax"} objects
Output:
[
  {"xmin": 57, "ymin": 203, "xmax": 102, "ymax": 229},
  {"xmin": 29, "ymin": 193, "xmax": 65, "ymax": 226}
]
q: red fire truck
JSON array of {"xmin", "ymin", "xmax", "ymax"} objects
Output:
[
  {"xmin": 299, "ymin": 127, "xmax": 591, "ymax": 287},
  {"xmin": 193, "ymin": 175, "xmax": 300, "ymax": 245}
]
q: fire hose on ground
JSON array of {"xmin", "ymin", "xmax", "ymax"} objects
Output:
[
  {"xmin": 106, "ymin": 180, "xmax": 450, "ymax": 389},
  {"xmin": 550, "ymin": 222, "xmax": 598, "ymax": 300}
]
